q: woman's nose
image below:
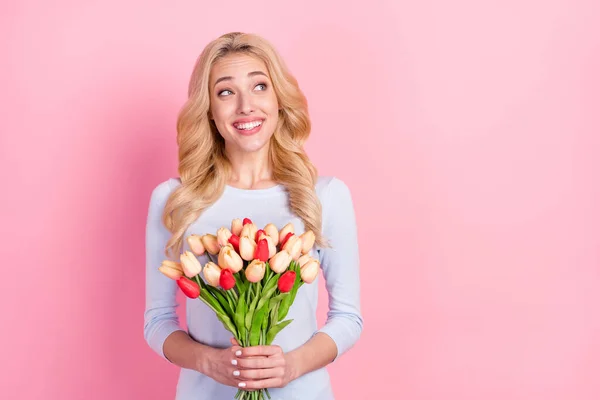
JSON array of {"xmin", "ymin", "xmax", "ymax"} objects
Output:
[{"xmin": 237, "ymin": 93, "xmax": 255, "ymax": 114}]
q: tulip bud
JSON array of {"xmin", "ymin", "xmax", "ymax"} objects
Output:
[
  {"xmin": 264, "ymin": 235, "xmax": 277, "ymax": 258},
  {"xmin": 277, "ymin": 271, "xmax": 296, "ymax": 293},
  {"xmin": 255, "ymin": 229, "xmax": 266, "ymax": 242},
  {"xmin": 269, "ymin": 250, "xmax": 291, "ymax": 274},
  {"xmin": 228, "ymin": 234, "xmax": 240, "ymax": 253},
  {"xmin": 177, "ymin": 276, "xmax": 200, "ymax": 298},
  {"xmin": 217, "ymin": 227, "xmax": 233, "ymax": 248},
  {"xmin": 280, "ymin": 232, "xmax": 294, "ymax": 249},
  {"xmin": 241, "ymin": 222, "xmax": 258, "ymax": 240},
  {"xmin": 180, "ymin": 251, "xmax": 202, "ymax": 278},
  {"xmin": 243, "ymin": 217, "xmax": 253, "ymax": 225},
  {"xmin": 299, "ymin": 231, "xmax": 315, "ymax": 254},
  {"xmin": 300, "ymin": 259, "xmax": 320, "ymax": 284},
  {"xmin": 239, "ymin": 236, "xmax": 257, "ymax": 261},
  {"xmin": 279, "ymin": 223, "xmax": 294, "ymax": 244},
  {"xmin": 158, "ymin": 260, "xmax": 184, "ymax": 280},
  {"xmin": 218, "ymin": 244, "xmax": 243, "ymax": 273},
  {"xmin": 264, "ymin": 223, "xmax": 279, "ymax": 245},
  {"xmin": 245, "ymin": 259, "xmax": 266, "ymax": 283},
  {"xmin": 202, "ymin": 261, "xmax": 221, "ymax": 287},
  {"xmin": 254, "ymin": 238, "xmax": 269, "ymax": 262},
  {"xmin": 297, "ymin": 254, "xmax": 311, "ymax": 268},
  {"xmin": 283, "ymin": 235, "xmax": 303, "ymax": 260},
  {"xmin": 200, "ymin": 234, "xmax": 220, "ymax": 255},
  {"xmin": 219, "ymin": 268, "xmax": 236, "ymax": 290},
  {"xmin": 186, "ymin": 234, "xmax": 205, "ymax": 256},
  {"xmin": 231, "ymin": 218, "xmax": 243, "ymax": 236}
]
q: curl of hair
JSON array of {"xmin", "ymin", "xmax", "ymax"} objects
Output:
[{"xmin": 162, "ymin": 32, "xmax": 328, "ymax": 259}]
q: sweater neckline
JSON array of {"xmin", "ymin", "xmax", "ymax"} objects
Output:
[{"xmin": 224, "ymin": 183, "xmax": 286, "ymax": 197}]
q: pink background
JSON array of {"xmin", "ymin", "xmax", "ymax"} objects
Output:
[{"xmin": 2, "ymin": 0, "xmax": 599, "ymax": 399}]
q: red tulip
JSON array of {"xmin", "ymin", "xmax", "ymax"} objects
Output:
[
  {"xmin": 280, "ymin": 232, "xmax": 294, "ymax": 249},
  {"xmin": 277, "ymin": 271, "xmax": 296, "ymax": 293},
  {"xmin": 255, "ymin": 229, "xmax": 266, "ymax": 242},
  {"xmin": 254, "ymin": 238, "xmax": 269, "ymax": 262},
  {"xmin": 177, "ymin": 277, "xmax": 200, "ymax": 298},
  {"xmin": 228, "ymin": 234, "xmax": 240, "ymax": 252},
  {"xmin": 220, "ymin": 268, "xmax": 236, "ymax": 290},
  {"xmin": 278, "ymin": 223, "xmax": 294, "ymax": 244},
  {"xmin": 243, "ymin": 218, "xmax": 253, "ymax": 225}
]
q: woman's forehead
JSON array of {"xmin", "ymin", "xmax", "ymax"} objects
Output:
[{"xmin": 210, "ymin": 54, "xmax": 269, "ymax": 82}]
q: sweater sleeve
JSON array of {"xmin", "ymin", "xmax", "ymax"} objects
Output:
[
  {"xmin": 315, "ymin": 177, "xmax": 364, "ymax": 360},
  {"xmin": 143, "ymin": 179, "xmax": 185, "ymax": 361}
]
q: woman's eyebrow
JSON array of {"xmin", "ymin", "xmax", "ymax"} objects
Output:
[{"xmin": 214, "ymin": 71, "xmax": 268, "ymax": 87}]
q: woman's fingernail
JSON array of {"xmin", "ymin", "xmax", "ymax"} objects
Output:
[
  {"xmin": 231, "ymin": 359, "xmax": 237, "ymax": 366},
  {"xmin": 235, "ymin": 350, "xmax": 242, "ymax": 356},
  {"xmin": 238, "ymin": 382, "xmax": 246, "ymax": 388},
  {"xmin": 233, "ymin": 370, "xmax": 240, "ymax": 376}
]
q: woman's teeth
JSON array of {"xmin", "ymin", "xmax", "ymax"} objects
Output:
[{"xmin": 235, "ymin": 121, "xmax": 262, "ymax": 130}]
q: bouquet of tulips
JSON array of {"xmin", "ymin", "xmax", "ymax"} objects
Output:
[{"xmin": 158, "ymin": 218, "xmax": 320, "ymax": 400}]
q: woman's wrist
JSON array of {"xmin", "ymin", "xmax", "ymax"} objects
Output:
[
  {"xmin": 193, "ymin": 342, "xmax": 214, "ymax": 375},
  {"xmin": 285, "ymin": 350, "xmax": 303, "ymax": 381}
]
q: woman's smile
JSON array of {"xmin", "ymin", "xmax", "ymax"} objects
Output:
[{"xmin": 232, "ymin": 117, "xmax": 265, "ymax": 136}]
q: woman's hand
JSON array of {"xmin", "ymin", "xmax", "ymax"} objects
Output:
[
  {"xmin": 198, "ymin": 340, "xmax": 257, "ymax": 389},
  {"xmin": 230, "ymin": 338, "xmax": 298, "ymax": 390}
]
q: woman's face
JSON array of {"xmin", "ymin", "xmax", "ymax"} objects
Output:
[{"xmin": 209, "ymin": 53, "xmax": 280, "ymax": 155}]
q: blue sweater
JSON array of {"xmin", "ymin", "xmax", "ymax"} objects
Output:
[{"xmin": 144, "ymin": 176, "xmax": 363, "ymax": 400}]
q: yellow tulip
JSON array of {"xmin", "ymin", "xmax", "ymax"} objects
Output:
[
  {"xmin": 200, "ymin": 234, "xmax": 220, "ymax": 255},
  {"xmin": 264, "ymin": 223, "xmax": 279, "ymax": 245},
  {"xmin": 158, "ymin": 260, "xmax": 184, "ymax": 280},
  {"xmin": 299, "ymin": 231, "xmax": 315, "ymax": 254},
  {"xmin": 231, "ymin": 218, "xmax": 243, "ymax": 236},
  {"xmin": 245, "ymin": 260, "xmax": 266, "ymax": 283},
  {"xmin": 264, "ymin": 235, "xmax": 277, "ymax": 258},
  {"xmin": 278, "ymin": 223, "xmax": 294, "ymax": 244},
  {"xmin": 218, "ymin": 244, "xmax": 243, "ymax": 273},
  {"xmin": 203, "ymin": 261, "xmax": 222, "ymax": 287},
  {"xmin": 300, "ymin": 259, "xmax": 320, "ymax": 283},
  {"xmin": 180, "ymin": 251, "xmax": 202, "ymax": 278},
  {"xmin": 186, "ymin": 234, "xmax": 205, "ymax": 256},
  {"xmin": 217, "ymin": 227, "xmax": 232, "ymax": 248},
  {"xmin": 283, "ymin": 235, "xmax": 303, "ymax": 260},
  {"xmin": 241, "ymin": 222, "xmax": 258, "ymax": 239},
  {"xmin": 239, "ymin": 236, "xmax": 257, "ymax": 261},
  {"xmin": 297, "ymin": 254, "xmax": 311, "ymax": 268},
  {"xmin": 269, "ymin": 250, "xmax": 291, "ymax": 274}
]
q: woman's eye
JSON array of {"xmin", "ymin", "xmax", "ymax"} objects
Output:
[
  {"xmin": 255, "ymin": 83, "xmax": 267, "ymax": 91},
  {"xmin": 218, "ymin": 89, "xmax": 233, "ymax": 96}
]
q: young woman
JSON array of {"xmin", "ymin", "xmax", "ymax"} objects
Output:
[{"xmin": 144, "ymin": 32, "xmax": 363, "ymax": 399}]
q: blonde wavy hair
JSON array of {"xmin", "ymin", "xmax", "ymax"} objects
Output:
[{"xmin": 162, "ymin": 32, "xmax": 327, "ymax": 259}]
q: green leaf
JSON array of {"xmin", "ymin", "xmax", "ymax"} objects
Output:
[
  {"xmin": 249, "ymin": 302, "xmax": 269, "ymax": 346},
  {"xmin": 234, "ymin": 291, "xmax": 247, "ymax": 342},
  {"xmin": 206, "ymin": 286, "xmax": 234, "ymax": 317},
  {"xmin": 270, "ymin": 302, "xmax": 280, "ymax": 327},
  {"xmin": 245, "ymin": 282, "xmax": 262, "ymax": 330},
  {"xmin": 268, "ymin": 293, "xmax": 288, "ymax": 310},
  {"xmin": 200, "ymin": 289, "xmax": 225, "ymax": 315},
  {"xmin": 256, "ymin": 283, "xmax": 278, "ymax": 311},
  {"xmin": 216, "ymin": 313, "xmax": 238, "ymax": 337},
  {"xmin": 266, "ymin": 319, "xmax": 293, "ymax": 345},
  {"xmin": 262, "ymin": 306, "xmax": 269, "ymax": 331}
]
